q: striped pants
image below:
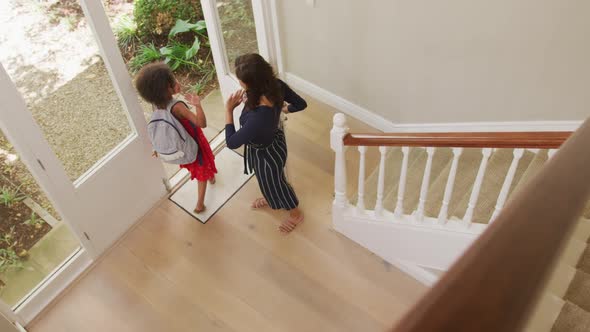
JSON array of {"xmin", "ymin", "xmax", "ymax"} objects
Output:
[{"xmin": 246, "ymin": 130, "xmax": 299, "ymax": 210}]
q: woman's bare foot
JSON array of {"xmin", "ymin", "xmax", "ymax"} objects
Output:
[
  {"xmin": 194, "ymin": 203, "xmax": 206, "ymax": 214},
  {"xmin": 251, "ymin": 197, "xmax": 268, "ymax": 209},
  {"xmin": 279, "ymin": 209, "xmax": 304, "ymax": 234},
  {"xmin": 209, "ymin": 176, "xmax": 216, "ymax": 185}
]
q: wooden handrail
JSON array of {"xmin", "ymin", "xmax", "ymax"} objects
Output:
[
  {"xmin": 391, "ymin": 119, "xmax": 590, "ymax": 332},
  {"xmin": 343, "ymin": 131, "xmax": 572, "ymax": 148}
]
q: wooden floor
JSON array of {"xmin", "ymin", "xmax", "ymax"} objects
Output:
[{"xmin": 28, "ymin": 95, "xmax": 426, "ymax": 332}]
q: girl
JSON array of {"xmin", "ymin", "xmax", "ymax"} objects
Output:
[
  {"xmin": 225, "ymin": 53, "xmax": 307, "ymax": 233},
  {"xmin": 136, "ymin": 62, "xmax": 217, "ymax": 213}
]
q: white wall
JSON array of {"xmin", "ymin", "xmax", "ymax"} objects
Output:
[{"xmin": 278, "ymin": 0, "xmax": 590, "ymax": 124}]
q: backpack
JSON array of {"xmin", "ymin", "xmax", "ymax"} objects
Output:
[{"xmin": 147, "ymin": 99, "xmax": 199, "ymax": 165}]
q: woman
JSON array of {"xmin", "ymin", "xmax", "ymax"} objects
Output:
[{"xmin": 225, "ymin": 53, "xmax": 307, "ymax": 233}]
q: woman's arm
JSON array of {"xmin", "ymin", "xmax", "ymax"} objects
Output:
[
  {"xmin": 225, "ymin": 90, "xmax": 252, "ymax": 149},
  {"xmin": 280, "ymin": 80, "xmax": 307, "ymax": 113},
  {"xmin": 225, "ymin": 118, "xmax": 261, "ymax": 149},
  {"xmin": 171, "ymin": 96, "xmax": 207, "ymax": 128}
]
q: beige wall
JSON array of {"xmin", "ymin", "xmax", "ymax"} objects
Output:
[{"xmin": 278, "ymin": 0, "xmax": 590, "ymax": 124}]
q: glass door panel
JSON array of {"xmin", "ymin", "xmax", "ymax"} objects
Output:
[
  {"xmin": 216, "ymin": 0, "xmax": 259, "ymax": 73},
  {"xmin": 0, "ymin": 127, "xmax": 80, "ymax": 308},
  {"xmin": 0, "ymin": 0, "xmax": 134, "ymax": 183}
]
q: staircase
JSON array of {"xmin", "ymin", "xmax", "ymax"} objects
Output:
[
  {"xmin": 328, "ymin": 113, "xmax": 590, "ymax": 331},
  {"xmin": 527, "ymin": 218, "xmax": 590, "ymax": 331},
  {"xmin": 330, "ymin": 113, "xmax": 570, "ymax": 279}
]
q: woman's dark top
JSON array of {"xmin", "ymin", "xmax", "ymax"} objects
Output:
[{"xmin": 225, "ymin": 80, "xmax": 307, "ymax": 149}]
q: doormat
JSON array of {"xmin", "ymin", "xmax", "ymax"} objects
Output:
[{"xmin": 169, "ymin": 148, "xmax": 253, "ymax": 224}]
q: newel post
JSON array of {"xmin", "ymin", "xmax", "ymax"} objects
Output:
[{"xmin": 331, "ymin": 113, "xmax": 349, "ymax": 208}]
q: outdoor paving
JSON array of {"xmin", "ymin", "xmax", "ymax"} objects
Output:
[{"xmin": 0, "ymin": 222, "xmax": 79, "ymax": 307}]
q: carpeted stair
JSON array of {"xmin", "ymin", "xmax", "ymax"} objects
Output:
[{"xmin": 350, "ymin": 147, "xmax": 590, "ymax": 331}]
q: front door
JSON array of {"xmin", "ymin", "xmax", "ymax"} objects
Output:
[{"xmin": 0, "ymin": 0, "xmax": 166, "ymax": 325}]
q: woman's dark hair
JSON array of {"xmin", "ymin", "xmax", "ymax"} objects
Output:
[
  {"xmin": 235, "ymin": 53, "xmax": 283, "ymax": 110},
  {"xmin": 135, "ymin": 62, "xmax": 176, "ymax": 109}
]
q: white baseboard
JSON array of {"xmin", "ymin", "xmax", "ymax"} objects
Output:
[
  {"xmin": 284, "ymin": 73, "xmax": 398, "ymax": 132},
  {"xmin": 284, "ymin": 72, "xmax": 582, "ymax": 133}
]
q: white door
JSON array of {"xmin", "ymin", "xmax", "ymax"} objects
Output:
[
  {"xmin": 0, "ymin": 0, "xmax": 166, "ymax": 324},
  {"xmin": 201, "ymin": 0, "xmax": 283, "ymax": 124}
]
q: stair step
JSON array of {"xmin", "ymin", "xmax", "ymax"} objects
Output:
[
  {"xmin": 472, "ymin": 149, "xmax": 517, "ymax": 223},
  {"xmin": 438, "ymin": 148, "xmax": 483, "ymax": 220},
  {"xmin": 397, "ymin": 148, "xmax": 428, "ymax": 214},
  {"xmin": 350, "ymin": 147, "xmax": 404, "ymax": 209},
  {"xmin": 582, "ymin": 201, "xmax": 590, "ymax": 219},
  {"xmin": 551, "ymin": 301, "xmax": 590, "ymax": 332},
  {"xmin": 510, "ymin": 149, "xmax": 549, "ymax": 196},
  {"xmin": 381, "ymin": 148, "xmax": 426, "ymax": 212},
  {"xmin": 546, "ymin": 263, "xmax": 577, "ymax": 298},
  {"xmin": 402, "ymin": 148, "xmax": 453, "ymax": 215},
  {"xmin": 576, "ymin": 245, "xmax": 590, "ymax": 274},
  {"xmin": 525, "ymin": 293, "xmax": 564, "ymax": 332},
  {"xmin": 473, "ymin": 149, "xmax": 535, "ymax": 223},
  {"xmin": 572, "ymin": 219, "xmax": 590, "ymax": 243},
  {"xmin": 450, "ymin": 148, "xmax": 510, "ymax": 221},
  {"xmin": 562, "ymin": 238, "xmax": 587, "ymax": 268},
  {"xmin": 564, "ymin": 270, "xmax": 590, "ymax": 312},
  {"xmin": 503, "ymin": 149, "xmax": 536, "ymax": 203}
]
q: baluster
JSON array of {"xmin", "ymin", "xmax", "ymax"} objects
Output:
[
  {"xmin": 463, "ymin": 148, "xmax": 493, "ymax": 226},
  {"xmin": 330, "ymin": 113, "xmax": 349, "ymax": 207},
  {"xmin": 375, "ymin": 146, "xmax": 388, "ymax": 216},
  {"xmin": 356, "ymin": 146, "xmax": 368, "ymax": 213},
  {"xmin": 416, "ymin": 147, "xmax": 435, "ymax": 222},
  {"xmin": 394, "ymin": 147, "xmax": 410, "ymax": 218},
  {"xmin": 438, "ymin": 148, "xmax": 463, "ymax": 224},
  {"xmin": 490, "ymin": 149, "xmax": 524, "ymax": 222}
]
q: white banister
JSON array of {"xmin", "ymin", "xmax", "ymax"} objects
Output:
[
  {"xmin": 416, "ymin": 147, "xmax": 435, "ymax": 222},
  {"xmin": 490, "ymin": 149, "xmax": 524, "ymax": 222},
  {"xmin": 394, "ymin": 147, "xmax": 410, "ymax": 218},
  {"xmin": 438, "ymin": 148, "xmax": 463, "ymax": 224},
  {"xmin": 463, "ymin": 148, "xmax": 493, "ymax": 226},
  {"xmin": 331, "ymin": 113, "xmax": 349, "ymax": 207},
  {"xmin": 548, "ymin": 149, "xmax": 558, "ymax": 159},
  {"xmin": 375, "ymin": 146, "xmax": 388, "ymax": 216},
  {"xmin": 356, "ymin": 146, "xmax": 368, "ymax": 213}
]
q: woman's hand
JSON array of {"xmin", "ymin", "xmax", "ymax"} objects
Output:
[
  {"xmin": 225, "ymin": 90, "xmax": 245, "ymax": 113},
  {"xmin": 185, "ymin": 93, "xmax": 201, "ymax": 107},
  {"xmin": 281, "ymin": 102, "xmax": 290, "ymax": 114}
]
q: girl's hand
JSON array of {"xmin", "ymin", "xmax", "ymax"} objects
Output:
[
  {"xmin": 185, "ymin": 93, "xmax": 201, "ymax": 107},
  {"xmin": 225, "ymin": 90, "xmax": 245, "ymax": 112},
  {"xmin": 152, "ymin": 151, "xmax": 158, "ymax": 158}
]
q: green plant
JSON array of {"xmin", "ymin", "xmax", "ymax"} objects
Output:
[
  {"xmin": 160, "ymin": 40, "xmax": 201, "ymax": 71},
  {"xmin": 188, "ymin": 61, "xmax": 216, "ymax": 95},
  {"xmin": 114, "ymin": 14, "xmax": 139, "ymax": 49},
  {"xmin": 129, "ymin": 43, "xmax": 162, "ymax": 72},
  {"xmin": 0, "ymin": 227, "xmax": 15, "ymax": 247},
  {"xmin": 169, "ymin": 19, "xmax": 207, "ymax": 38},
  {"xmin": 0, "ymin": 185, "xmax": 26, "ymax": 207},
  {"xmin": 23, "ymin": 212, "xmax": 43, "ymax": 229},
  {"xmin": 134, "ymin": 0, "xmax": 202, "ymax": 37},
  {"xmin": 0, "ymin": 248, "xmax": 23, "ymax": 274}
]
